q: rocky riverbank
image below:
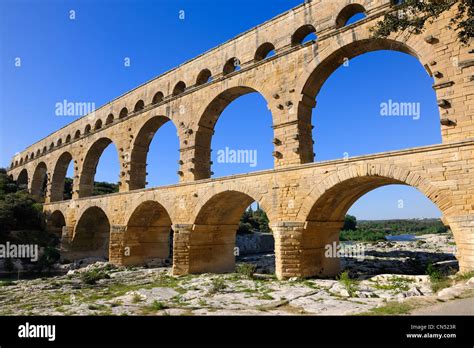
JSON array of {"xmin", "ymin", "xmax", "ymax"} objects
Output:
[{"xmin": 0, "ymin": 233, "xmax": 472, "ymax": 316}]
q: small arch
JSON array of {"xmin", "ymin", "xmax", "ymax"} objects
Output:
[
  {"xmin": 31, "ymin": 162, "xmax": 48, "ymax": 201},
  {"xmin": 292, "ymin": 24, "xmax": 317, "ymax": 46},
  {"xmin": 14, "ymin": 160, "xmax": 18, "ymax": 167},
  {"xmin": 57, "ymin": 139, "xmax": 62, "ymax": 147},
  {"xmin": 49, "ymin": 142, "xmax": 55, "ymax": 150},
  {"xmin": 254, "ymin": 42, "xmax": 276, "ymax": 61},
  {"xmin": 17, "ymin": 169, "xmax": 28, "ymax": 189},
  {"xmin": 172, "ymin": 81, "xmax": 186, "ymax": 96},
  {"xmin": 196, "ymin": 69, "xmax": 212, "ymax": 86},
  {"xmin": 335, "ymin": 3, "xmax": 366, "ymax": 29},
  {"xmin": 152, "ymin": 92, "xmax": 164, "ymax": 105},
  {"xmin": 223, "ymin": 57, "xmax": 241, "ymax": 75},
  {"xmin": 134, "ymin": 100, "xmax": 145, "ymax": 112},
  {"xmin": 36, "ymin": 149, "xmax": 41, "ymax": 157},
  {"xmin": 94, "ymin": 119, "xmax": 103, "ymax": 130},
  {"xmin": 19, "ymin": 158, "xmax": 24, "ymax": 165},
  {"xmin": 84, "ymin": 124, "xmax": 91, "ymax": 134},
  {"xmin": 42, "ymin": 146, "xmax": 47, "ymax": 154},
  {"xmin": 106, "ymin": 114, "xmax": 114, "ymax": 125},
  {"xmin": 119, "ymin": 107, "xmax": 128, "ymax": 119},
  {"xmin": 74, "ymin": 130, "xmax": 81, "ymax": 139},
  {"xmin": 47, "ymin": 210, "xmax": 66, "ymax": 237},
  {"xmin": 65, "ymin": 134, "xmax": 71, "ymax": 143},
  {"xmin": 50, "ymin": 151, "xmax": 73, "ymax": 202},
  {"xmin": 72, "ymin": 207, "xmax": 110, "ymax": 260},
  {"xmin": 30, "ymin": 152, "xmax": 35, "ymax": 160}
]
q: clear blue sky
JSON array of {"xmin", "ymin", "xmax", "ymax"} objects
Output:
[{"xmin": 0, "ymin": 0, "xmax": 442, "ymax": 219}]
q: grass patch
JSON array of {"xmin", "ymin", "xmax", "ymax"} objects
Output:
[
  {"xmin": 373, "ymin": 276, "xmax": 413, "ymax": 292},
  {"xmin": 454, "ymin": 271, "xmax": 474, "ymax": 282},
  {"xmin": 142, "ymin": 300, "xmax": 168, "ymax": 314},
  {"xmin": 426, "ymin": 263, "xmax": 453, "ymax": 292},
  {"xmin": 132, "ymin": 293, "xmax": 143, "ymax": 303},
  {"xmin": 0, "ymin": 280, "xmax": 15, "ymax": 287},
  {"xmin": 236, "ymin": 263, "xmax": 257, "ymax": 279},
  {"xmin": 80, "ymin": 269, "xmax": 110, "ymax": 285},
  {"xmin": 337, "ymin": 271, "xmax": 358, "ymax": 297},
  {"xmin": 208, "ymin": 277, "xmax": 226, "ymax": 294},
  {"xmin": 362, "ymin": 301, "xmax": 414, "ymax": 315}
]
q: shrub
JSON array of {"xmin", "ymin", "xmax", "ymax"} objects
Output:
[
  {"xmin": 80, "ymin": 268, "xmax": 110, "ymax": 285},
  {"xmin": 208, "ymin": 277, "xmax": 226, "ymax": 294},
  {"xmin": 236, "ymin": 263, "xmax": 257, "ymax": 278}
]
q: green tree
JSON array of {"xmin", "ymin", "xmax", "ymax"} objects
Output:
[
  {"xmin": 93, "ymin": 181, "xmax": 119, "ymax": 196},
  {"xmin": 343, "ymin": 214, "xmax": 357, "ymax": 231},
  {"xmin": 371, "ymin": 0, "xmax": 473, "ymax": 45}
]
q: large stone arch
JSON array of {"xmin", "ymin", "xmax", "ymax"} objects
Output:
[
  {"xmin": 50, "ymin": 151, "xmax": 73, "ymax": 202},
  {"xmin": 283, "ymin": 163, "xmax": 454, "ymax": 278},
  {"xmin": 70, "ymin": 206, "xmax": 110, "ymax": 260},
  {"xmin": 30, "ymin": 162, "xmax": 48, "ymax": 201},
  {"xmin": 193, "ymin": 85, "xmax": 274, "ymax": 180},
  {"xmin": 78, "ymin": 137, "xmax": 119, "ymax": 198},
  {"xmin": 180, "ymin": 188, "xmax": 273, "ymax": 274},
  {"xmin": 118, "ymin": 200, "xmax": 173, "ymax": 266},
  {"xmin": 192, "ymin": 182, "xmax": 274, "ymax": 224},
  {"xmin": 129, "ymin": 115, "xmax": 179, "ymax": 190},
  {"xmin": 297, "ymin": 163, "xmax": 453, "ymax": 222},
  {"xmin": 294, "ymin": 32, "xmax": 440, "ymax": 160}
]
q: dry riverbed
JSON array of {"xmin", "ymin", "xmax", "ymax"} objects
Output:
[{"xmin": 0, "ymin": 233, "xmax": 473, "ymax": 316}]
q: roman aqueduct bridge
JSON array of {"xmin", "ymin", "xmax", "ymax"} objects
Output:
[{"xmin": 7, "ymin": 0, "xmax": 474, "ymax": 279}]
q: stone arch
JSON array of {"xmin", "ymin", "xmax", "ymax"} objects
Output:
[
  {"xmin": 134, "ymin": 100, "xmax": 145, "ymax": 112},
  {"xmin": 78, "ymin": 137, "xmax": 119, "ymax": 198},
  {"xmin": 295, "ymin": 37, "xmax": 436, "ymax": 161},
  {"xmin": 193, "ymin": 185, "xmax": 274, "ymax": 224},
  {"xmin": 335, "ymin": 3, "xmax": 366, "ymax": 29},
  {"xmin": 31, "ymin": 162, "xmax": 48, "ymax": 201},
  {"xmin": 49, "ymin": 142, "xmax": 54, "ymax": 150},
  {"xmin": 291, "ymin": 24, "xmax": 317, "ymax": 46},
  {"xmin": 297, "ymin": 164, "xmax": 453, "ymax": 222},
  {"xmin": 74, "ymin": 130, "xmax": 81, "ymax": 139},
  {"xmin": 16, "ymin": 168, "xmax": 28, "ymax": 189},
  {"xmin": 121, "ymin": 200, "xmax": 173, "ymax": 265},
  {"xmin": 223, "ymin": 57, "xmax": 240, "ymax": 75},
  {"xmin": 189, "ymin": 189, "xmax": 272, "ymax": 273},
  {"xmin": 94, "ymin": 119, "xmax": 103, "ymax": 130},
  {"xmin": 57, "ymin": 139, "xmax": 62, "ymax": 147},
  {"xmin": 84, "ymin": 124, "xmax": 91, "ymax": 134},
  {"xmin": 152, "ymin": 91, "xmax": 164, "ymax": 105},
  {"xmin": 172, "ymin": 81, "xmax": 186, "ymax": 96},
  {"xmin": 50, "ymin": 151, "xmax": 73, "ymax": 202},
  {"xmin": 119, "ymin": 107, "xmax": 128, "ymax": 119},
  {"xmin": 196, "ymin": 69, "xmax": 212, "ymax": 85},
  {"xmin": 291, "ymin": 163, "xmax": 453, "ymax": 277},
  {"xmin": 65, "ymin": 134, "xmax": 71, "ymax": 143},
  {"xmin": 254, "ymin": 42, "xmax": 275, "ymax": 61},
  {"xmin": 194, "ymin": 85, "xmax": 273, "ymax": 180},
  {"xmin": 47, "ymin": 210, "xmax": 66, "ymax": 237},
  {"xmin": 71, "ymin": 206, "xmax": 110, "ymax": 260},
  {"xmin": 42, "ymin": 146, "xmax": 47, "ymax": 154},
  {"xmin": 106, "ymin": 114, "xmax": 114, "ymax": 125},
  {"xmin": 129, "ymin": 115, "xmax": 179, "ymax": 190}
]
